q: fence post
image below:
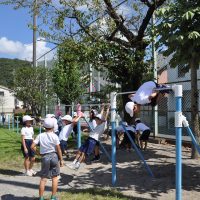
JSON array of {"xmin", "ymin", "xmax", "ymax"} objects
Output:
[
  {"xmin": 8, "ymin": 115, "xmax": 10, "ymax": 130},
  {"xmin": 16, "ymin": 116, "xmax": 19, "ymax": 134},
  {"xmin": 12, "ymin": 115, "xmax": 15, "ymax": 131},
  {"xmin": 111, "ymin": 92, "xmax": 117, "ymax": 186}
]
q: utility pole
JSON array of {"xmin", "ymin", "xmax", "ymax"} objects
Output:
[
  {"xmin": 152, "ymin": 13, "xmax": 158, "ymax": 137},
  {"xmin": 33, "ymin": 0, "xmax": 37, "ymax": 67}
]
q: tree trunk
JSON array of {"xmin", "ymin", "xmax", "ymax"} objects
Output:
[{"xmin": 190, "ymin": 57, "xmax": 200, "ymax": 159}]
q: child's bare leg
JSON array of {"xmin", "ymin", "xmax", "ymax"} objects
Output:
[
  {"xmin": 39, "ymin": 178, "xmax": 47, "ymax": 197},
  {"xmin": 140, "ymin": 140, "xmax": 143, "ymax": 150},
  {"xmin": 94, "ymin": 146, "xmax": 100, "ymax": 156},
  {"xmin": 75, "ymin": 151, "xmax": 82, "ymax": 160},
  {"xmin": 136, "ymin": 134, "xmax": 140, "ymax": 147},
  {"xmin": 144, "ymin": 141, "xmax": 148, "ymax": 150},
  {"xmin": 29, "ymin": 157, "xmax": 35, "ymax": 170},
  {"xmin": 52, "ymin": 176, "xmax": 58, "ymax": 196},
  {"xmin": 24, "ymin": 157, "xmax": 30, "ymax": 171},
  {"xmin": 78, "ymin": 152, "xmax": 86, "ymax": 163}
]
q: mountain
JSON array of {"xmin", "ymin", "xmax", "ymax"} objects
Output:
[{"xmin": 0, "ymin": 58, "xmax": 31, "ymax": 89}]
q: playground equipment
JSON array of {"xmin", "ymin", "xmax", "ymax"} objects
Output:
[{"xmin": 111, "ymin": 85, "xmax": 200, "ymax": 200}]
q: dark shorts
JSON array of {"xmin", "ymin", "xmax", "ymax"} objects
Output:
[
  {"xmin": 140, "ymin": 130, "xmax": 151, "ymax": 141},
  {"xmin": 21, "ymin": 139, "xmax": 35, "ymax": 158},
  {"xmin": 40, "ymin": 152, "xmax": 60, "ymax": 178},
  {"xmin": 60, "ymin": 140, "xmax": 67, "ymax": 154},
  {"xmin": 124, "ymin": 130, "xmax": 135, "ymax": 144},
  {"xmin": 79, "ymin": 137, "xmax": 97, "ymax": 155}
]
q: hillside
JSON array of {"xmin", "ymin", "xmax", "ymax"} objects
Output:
[{"xmin": 0, "ymin": 58, "xmax": 31, "ymax": 89}]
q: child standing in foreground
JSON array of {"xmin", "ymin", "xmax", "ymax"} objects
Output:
[
  {"xmin": 31, "ymin": 118, "xmax": 63, "ymax": 200},
  {"xmin": 135, "ymin": 118, "xmax": 151, "ymax": 150},
  {"xmin": 21, "ymin": 115, "xmax": 36, "ymax": 176}
]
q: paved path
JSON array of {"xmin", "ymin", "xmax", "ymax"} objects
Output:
[{"xmin": 0, "ymin": 142, "xmax": 200, "ymax": 200}]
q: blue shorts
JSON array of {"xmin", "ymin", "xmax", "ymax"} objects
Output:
[
  {"xmin": 79, "ymin": 137, "xmax": 97, "ymax": 155},
  {"xmin": 60, "ymin": 140, "xmax": 67, "ymax": 154},
  {"xmin": 21, "ymin": 139, "xmax": 35, "ymax": 158}
]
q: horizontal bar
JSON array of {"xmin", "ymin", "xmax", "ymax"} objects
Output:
[{"xmin": 116, "ymin": 91, "xmax": 135, "ymax": 95}]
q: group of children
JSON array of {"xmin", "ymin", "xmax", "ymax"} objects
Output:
[{"xmin": 20, "ymin": 80, "xmax": 169, "ymax": 200}]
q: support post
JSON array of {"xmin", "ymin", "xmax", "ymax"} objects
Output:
[
  {"xmin": 77, "ymin": 120, "xmax": 81, "ymax": 148},
  {"xmin": 16, "ymin": 116, "xmax": 19, "ymax": 134},
  {"xmin": 173, "ymin": 84, "xmax": 183, "ymax": 200},
  {"xmin": 12, "ymin": 115, "xmax": 15, "ymax": 131},
  {"xmin": 111, "ymin": 92, "xmax": 117, "ymax": 186},
  {"xmin": 8, "ymin": 115, "xmax": 10, "ymax": 130}
]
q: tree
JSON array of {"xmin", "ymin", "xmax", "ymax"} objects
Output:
[
  {"xmin": 14, "ymin": 66, "xmax": 53, "ymax": 116},
  {"xmin": 0, "ymin": 58, "xmax": 31, "ymax": 89},
  {"xmin": 156, "ymin": 0, "xmax": 200, "ymax": 158},
  {"xmin": 52, "ymin": 40, "xmax": 89, "ymax": 112}
]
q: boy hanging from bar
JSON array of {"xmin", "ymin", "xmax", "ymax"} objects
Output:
[
  {"xmin": 125, "ymin": 81, "xmax": 170, "ymax": 117},
  {"xmin": 67, "ymin": 104, "xmax": 110, "ymax": 169}
]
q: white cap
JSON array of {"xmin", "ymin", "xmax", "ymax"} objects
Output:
[
  {"xmin": 73, "ymin": 112, "xmax": 77, "ymax": 117},
  {"xmin": 61, "ymin": 115, "xmax": 73, "ymax": 122},
  {"xmin": 135, "ymin": 118, "xmax": 141, "ymax": 122},
  {"xmin": 125, "ymin": 102, "xmax": 135, "ymax": 117},
  {"xmin": 95, "ymin": 114, "xmax": 105, "ymax": 121},
  {"xmin": 43, "ymin": 118, "xmax": 55, "ymax": 129},
  {"xmin": 23, "ymin": 115, "xmax": 33, "ymax": 122},
  {"xmin": 46, "ymin": 114, "xmax": 55, "ymax": 118}
]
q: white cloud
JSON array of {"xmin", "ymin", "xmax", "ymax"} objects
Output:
[{"xmin": 0, "ymin": 37, "xmax": 55, "ymax": 61}]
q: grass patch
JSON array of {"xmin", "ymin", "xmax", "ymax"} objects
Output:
[{"xmin": 58, "ymin": 188, "xmax": 143, "ymax": 200}]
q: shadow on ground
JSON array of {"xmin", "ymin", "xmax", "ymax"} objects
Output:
[{"xmin": 1, "ymin": 194, "xmax": 37, "ymax": 200}]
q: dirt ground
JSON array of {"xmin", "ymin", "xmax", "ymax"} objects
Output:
[{"xmin": 0, "ymin": 139, "xmax": 200, "ymax": 200}]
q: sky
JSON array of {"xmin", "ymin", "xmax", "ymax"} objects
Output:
[{"xmin": 0, "ymin": 4, "xmax": 55, "ymax": 61}]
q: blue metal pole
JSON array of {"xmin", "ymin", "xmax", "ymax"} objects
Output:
[
  {"xmin": 174, "ymin": 84, "xmax": 183, "ymax": 200},
  {"xmin": 16, "ymin": 116, "xmax": 19, "ymax": 134},
  {"xmin": 185, "ymin": 126, "xmax": 200, "ymax": 155},
  {"xmin": 111, "ymin": 120, "xmax": 116, "ymax": 185},
  {"xmin": 77, "ymin": 120, "xmax": 81, "ymax": 148},
  {"xmin": 111, "ymin": 92, "xmax": 117, "ymax": 186},
  {"xmin": 122, "ymin": 125, "xmax": 154, "ymax": 178},
  {"xmin": 12, "ymin": 115, "xmax": 15, "ymax": 131},
  {"xmin": 8, "ymin": 115, "xmax": 10, "ymax": 130}
]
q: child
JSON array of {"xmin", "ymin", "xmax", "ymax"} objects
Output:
[
  {"xmin": 31, "ymin": 118, "xmax": 63, "ymax": 200},
  {"xmin": 135, "ymin": 118, "xmax": 151, "ymax": 150},
  {"xmin": 67, "ymin": 113, "xmax": 107, "ymax": 170},
  {"xmin": 59, "ymin": 114, "xmax": 81, "ymax": 156},
  {"xmin": 21, "ymin": 115, "xmax": 36, "ymax": 176},
  {"xmin": 125, "ymin": 81, "xmax": 169, "ymax": 117},
  {"xmin": 46, "ymin": 114, "xmax": 59, "ymax": 136}
]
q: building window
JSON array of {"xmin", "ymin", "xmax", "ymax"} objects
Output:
[{"xmin": 0, "ymin": 91, "xmax": 4, "ymax": 96}]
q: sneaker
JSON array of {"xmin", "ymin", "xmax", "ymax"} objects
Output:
[
  {"xmin": 29, "ymin": 169, "xmax": 37, "ymax": 175},
  {"xmin": 24, "ymin": 170, "xmax": 33, "ymax": 176},
  {"xmin": 51, "ymin": 196, "xmax": 59, "ymax": 200},
  {"xmin": 66, "ymin": 163, "xmax": 76, "ymax": 170},
  {"xmin": 91, "ymin": 155, "xmax": 100, "ymax": 162}
]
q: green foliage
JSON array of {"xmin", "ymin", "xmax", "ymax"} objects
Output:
[
  {"xmin": 14, "ymin": 66, "xmax": 53, "ymax": 116},
  {"xmin": 52, "ymin": 39, "xmax": 89, "ymax": 105},
  {"xmin": 156, "ymin": 0, "xmax": 200, "ymax": 69},
  {"xmin": 0, "ymin": 58, "xmax": 31, "ymax": 89}
]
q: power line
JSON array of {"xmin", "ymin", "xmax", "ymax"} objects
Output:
[{"xmin": 36, "ymin": 0, "xmax": 128, "ymax": 61}]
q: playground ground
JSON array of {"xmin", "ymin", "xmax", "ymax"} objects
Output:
[{"xmin": 0, "ymin": 128, "xmax": 200, "ymax": 200}]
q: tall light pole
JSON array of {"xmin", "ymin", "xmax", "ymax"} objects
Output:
[{"xmin": 33, "ymin": 0, "xmax": 37, "ymax": 67}]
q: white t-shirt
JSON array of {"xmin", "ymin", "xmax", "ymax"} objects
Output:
[
  {"xmin": 34, "ymin": 132, "xmax": 60, "ymax": 154},
  {"xmin": 88, "ymin": 119, "xmax": 97, "ymax": 131},
  {"xmin": 131, "ymin": 81, "xmax": 156, "ymax": 105},
  {"xmin": 136, "ymin": 122, "xmax": 150, "ymax": 132},
  {"xmin": 21, "ymin": 126, "xmax": 34, "ymax": 140},
  {"xmin": 53, "ymin": 118, "xmax": 58, "ymax": 133},
  {"xmin": 89, "ymin": 122, "xmax": 106, "ymax": 141},
  {"xmin": 59, "ymin": 124, "xmax": 73, "ymax": 141},
  {"xmin": 116, "ymin": 125, "xmax": 135, "ymax": 133}
]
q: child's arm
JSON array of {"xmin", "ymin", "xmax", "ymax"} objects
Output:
[
  {"xmin": 21, "ymin": 135, "xmax": 28, "ymax": 153},
  {"xmin": 104, "ymin": 104, "xmax": 110, "ymax": 121},
  {"xmin": 56, "ymin": 144, "xmax": 63, "ymax": 167},
  {"xmin": 128, "ymin": 94, "xmax": 135, "ymax": 100}
]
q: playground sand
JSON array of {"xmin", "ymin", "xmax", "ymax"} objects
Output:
[{"xmin": 0, "ymin": 140, "xmax": 199, "ymax": 200}]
